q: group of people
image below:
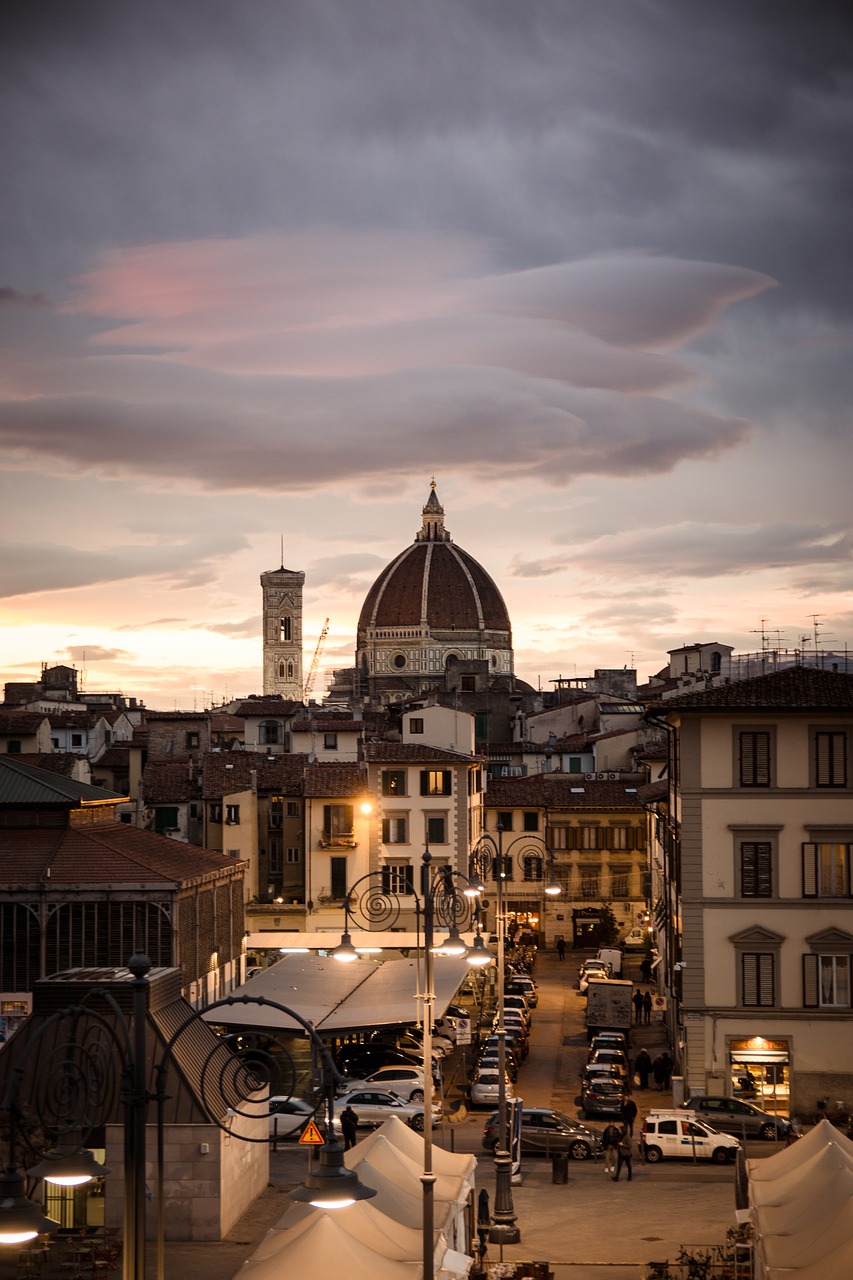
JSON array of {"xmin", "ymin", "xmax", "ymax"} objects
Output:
[
  {"xmin": 632, "ymin": 988, "xmax": 653, "ymax": 1024},
  {"xmin": 629, "ymin": 1046, "xmax": 673, "ymax": 1091}
]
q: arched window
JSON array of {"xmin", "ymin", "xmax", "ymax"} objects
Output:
[
  {"xmin": 287, "ymin": 662, "xmax": 294, "ymax": 679},
  {"xmin": 710, "ymin": 651, "xmax": 722, "ymax": 673},
  {"xmin": 278, "ymin": 662, "xmax": 285, "ymax": 678},
  {"xmin": 280, "ymin": 616, "xmax": 292, "ymax": 642}
]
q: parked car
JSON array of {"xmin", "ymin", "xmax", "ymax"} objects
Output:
[
  {"xmin": 580, "ymin": 1076, "xmax": 628, "ymax": 1118},
  {"xmin": 502, "ymin": 995, "xmax": 532, "ymax": 1022},
  {"xmin": 680, "ymin": 1096, "xmax": 796, "ymax": 1140},
  {"xmin": 335, "ymin": 1045, "xmax": 423, "ymax": 1077},
  {"xmin": 578, "ymin": 960, "xmax": 611, "ymax": 992},
  {"xmin": 483, "ymin": 1108, "xmax": 601, "ymax": 1160},
  {"xmin": 588, "ymin": 1032, "xmax": 629, "ymax": 1057},
  {"xmin": 369, "ymin": 1029, "xmax": 451, "ymax": 1060},
  {"xmin": 480, "ymin": 1036, "xmax": 522, "ymax": 1070},
  {"xmin": 588, "ymin": 1048, "xmax": 629, "ymax": 1079},
  {"xmin": 339, "ymin": 1065, "xmax": 429, "ymax": 1102},
  {"xmin": 623, "ymin": 927, "xmax": 649, "ymax": 951},
  {"xmin": 580, "ymin": 1062, "xmax": 623, "ymax": 1088},
  {"xmin": 335, "ymin": 1088, "xmax": 441, "ymax": 1131},
  {"xmin": 470, "ymin": 1070, "xmax": 515, "ymax": 1108},
  {"xmin": 476, "ymin": 1053, "xmax": 518, "ymax": 1083},
  {"xmin": 640, "ymin": 1111, "xmax": 741, "ymax": 1164},
  {"xmin": 506, "ymin": 976, "xmax": 538, "ymax": 1006},
  {"xmin": 268, "ymin": 1097, "xmax": 318, "ymax": 1139}
]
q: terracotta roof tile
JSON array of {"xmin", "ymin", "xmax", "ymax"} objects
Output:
[
  {"xmin": 486, "ymin": 773, "xmax": 644, "ymax": 811},
  {"xmin": 654, "ymin": 665, "xmax": 853, "ymax": 711},
  {"xmin": 142, "ymin": 761, "xmax": 203, "ymax": 805},
  {"xmin": 366, "ymin": 742, "xmax": 479, "ymax": 765},
  {"xmin": 0, "ymin": 823, "xmax": 244, "ymax": 889},
  {"xmin": 303, "ymin": 762, "xmax": 368, "ymax": 797},
  {"xmin": 0, "ymin": 712, "xmax": 49, "ymax": 733}
]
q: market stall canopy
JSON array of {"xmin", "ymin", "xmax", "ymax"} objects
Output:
[
  {"xmin": 366, "ymin": 1114, "xmax": 476, "ymax": 1188},
  {"xmin": 748, "ymin": 1118, "xmax": 853, "ymax": 1182},
  {"xmin": 233, "ymin": 1212, "xmax": 413, "ymax": 1280},
  {"xmin": 203, "ymin": 952, "xmax": 472, "ymax": 1034},
  {"xmin": 252, "ymin": 1199, "xmax": 427, "ymax": 1263},
  {"xmin": 345, "ymin": 1134, "xmax": 466, "ymax": 1206}
]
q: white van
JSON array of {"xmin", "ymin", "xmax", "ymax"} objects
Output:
[
  {"xmin": 640, "ymin": 1110, "xmax": 740, "ymax": 1164},
  {"xmin": 597, "ymin": 948, "xmax": 623, "ymax": 977}
]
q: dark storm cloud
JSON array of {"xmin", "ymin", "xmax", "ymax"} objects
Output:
[
  {"xmin": 0, "ymin": 372, "xmax": 751, "ymax": 493},
  {"xmin": 0, "ymin": 287, "xmax": 47, "ymax": 306},
  {"xmin": 1, "ymin": 0, "xmax": 851, "ymax": 310},
  {"xmin": 0, "ymin": 534, "xmax": 247, "ymax": 599},
  {"xmin": 509, "ymin": 522, "xmax": 853, "ymax": 581}
]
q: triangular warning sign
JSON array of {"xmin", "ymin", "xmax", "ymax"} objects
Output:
[{"xmin": 298, "ymin": 1120, "xmax": 326, "ymax": 1146}]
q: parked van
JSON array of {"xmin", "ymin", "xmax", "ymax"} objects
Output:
[
  {"xmin": 640, "ymin": 1110, "xmax": 740, "ymax": 1164},
  {"xmin": 597, "ymin": 947, "xmax": 623, "ymax": 977}
]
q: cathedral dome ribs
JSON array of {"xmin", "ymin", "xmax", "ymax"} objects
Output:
[{"xmin": 355, "ymin": 483, "xmax": 514, "ymax": 701}]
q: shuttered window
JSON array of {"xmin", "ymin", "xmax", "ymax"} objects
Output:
[
  {"xmin": 381, "ymin": 863, "xmax": 414, "ymax": 895},
  {"xmin": 804, "ymin": 954, "xmax": 852, "ymax": 1007},
  {"xmin": 739, "ymin": 732, "xmax": 771, "ymax": 787},
  {"xmin": 420, "ymin": 770, "xmax": 452, "ymax": 796},
  {"xmin": 741, "ymin": 842, "xmax": 773, "ymax": 897},
  {"xmin": 742, "ymin": 953, "xmax": 775, "ymax": 1007},
  {"xmin": 802, "ymin": 843, "xmax": 851, "ymax": 897},
  {"xmin": 815, "ymin": 732, "xmax": 847, "ymax": 787}
]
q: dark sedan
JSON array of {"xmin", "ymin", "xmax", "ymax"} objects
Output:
[
  {"xmin": 483, "ymin": 1108, "xmax": 601, "ymax": 1160},
  {"xmin": 681, "ymin": 1096, "xmax": 795, "ymax": 1140}
]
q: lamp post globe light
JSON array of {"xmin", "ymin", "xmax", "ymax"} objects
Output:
[
  {"xmin": 330, "ymin": 848, "xmax": 489, "ymax": 1280},
  {"xmin": 469, "ymin": 827, "xmax": 561, "ymax": 1246},
  {"xmin": 0, "ymin": 953, "xmax": 374, "ymax": 1280}
]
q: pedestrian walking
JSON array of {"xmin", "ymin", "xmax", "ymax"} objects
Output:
[
  {"xmin": 661, "ymin": 1051, "xmax": 673, "ymax": 1090},
  {"xmin": 601, "ymin": 1120, "xmax": 621, "ymax": 1175},
  {"xmin": 556, "ymin": 936, "xmax": 566, "ymax": 961},
  {"xmin": 621, "ymin": 1094, "xmax": 638, "ymax": 1136},
  {"xmin": 635, "ymin": 1047, "xmax": 652, "ymax": 1090},
  {"xmin": 640, "ymin": 956, "xmax": 652, "ymax": 983},
  {"xmin": 642, "ymin": 990, "xmax": 653, "ymax": 1024},
  {"xmin": 340, "ymin": 1105, "xmax": 359, "ymax": 1150},
  {"xmin": 613, "ymin": 1124, "xmax": 633, "ymax": 1181},
  {"xmin": 653, "ymin": 1054, "xmax": 665, "ymax": 1091},
  {"xmin": 632, "ymin": 989, "xmax": 643, "ymax": 1024}
]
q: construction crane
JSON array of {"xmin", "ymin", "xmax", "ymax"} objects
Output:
[{"xmin": 303, "ymin": 618, "xmax": 330, "ymax": 700}]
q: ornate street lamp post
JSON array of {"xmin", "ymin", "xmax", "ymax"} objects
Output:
[
  {"xmin": 469, "ymin": 827, "xmax": 561, "ymax": 1245},
  {"xmin": 0, "ymin": 954, "xmax": 374, "ymax": 1279},
  {"xmin": 331, "ymin": 848, "xmax": 489, "ymax": 1280}
]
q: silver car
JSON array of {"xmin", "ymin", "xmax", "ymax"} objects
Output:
[{"xmin": 336, "ymin": 1088, "xmax": 440, "ymax": 1131}]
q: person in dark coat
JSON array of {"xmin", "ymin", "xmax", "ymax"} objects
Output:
[
  {"xmin": 660, "ymin": 1051, "xmax": 673, "ymax": 1090},
  {"xmin": 653, "ymin": 1054, "xmax": 666, "ymax": 1090},
  {"xmin": 613, "ymin": 1124, "xmax": 633, "ymax": 1182},
  {"xmin": 340, "ymin": 1105, "xmax": 359, "ymax": 1150},
  {"xmin": 640, "ymin": 956, "xmax": 652, "ymax": 983},
  {"xmin": 556, "ymin": 937, "xmax": 566, "ymax": 960},
  {"xmin": 621, "ymin": 1094, "xmax": 638, "ymax": 1136},
  {"xmin": 635, "ymin": 1047, "xmax": 652, "ymax": 1090},
  {"xmin": 601, "ymin": 1121, "xmax": 622, "ymax": 1175},
  {"xmin": 632, "ymin": 990, "xmax": 643, "ymax": 1024},
  {"xmin": 642, "ymin": 991, "xmax": 653, "ymax": 1024}
]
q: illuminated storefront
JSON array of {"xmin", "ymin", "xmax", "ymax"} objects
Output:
[{"xmin": 728, "ymin": 1036, "xmax": 791, "ymax": 1113}]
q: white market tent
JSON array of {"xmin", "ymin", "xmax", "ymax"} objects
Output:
[
  {"xmin": 748, "ymin": 1120, "xmax": 853, "ymax": 1280},
  {"xmin": 232, "ymin": 1115, "xmax": 475, "ymax": 1280},
  {"xmin": 234, "ymin": 1212, "xmax": 419, "ymax": 1280}
]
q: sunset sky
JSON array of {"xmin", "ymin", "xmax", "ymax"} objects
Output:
[{"xmin": 2, "ymin": 1, "xmax": 851, "ymax": 708}]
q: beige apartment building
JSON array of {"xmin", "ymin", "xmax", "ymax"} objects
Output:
[{"xmin": 646, "ymin": 665, "xmax": 853, "ymax": 1121}]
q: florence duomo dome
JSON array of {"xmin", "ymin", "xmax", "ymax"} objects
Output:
[{"xmin": 354, "ymin": 482, "xmax": 515, "ymax": 704}]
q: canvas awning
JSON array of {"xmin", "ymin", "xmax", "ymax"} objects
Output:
[{"xmin": 203, "ymin": 952, "xmax": 473, "ymax": 1034}]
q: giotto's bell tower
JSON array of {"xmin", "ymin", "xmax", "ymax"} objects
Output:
[{"xmin": 261, "ymin": 561, "xmax": 305, "ymax": 699}]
